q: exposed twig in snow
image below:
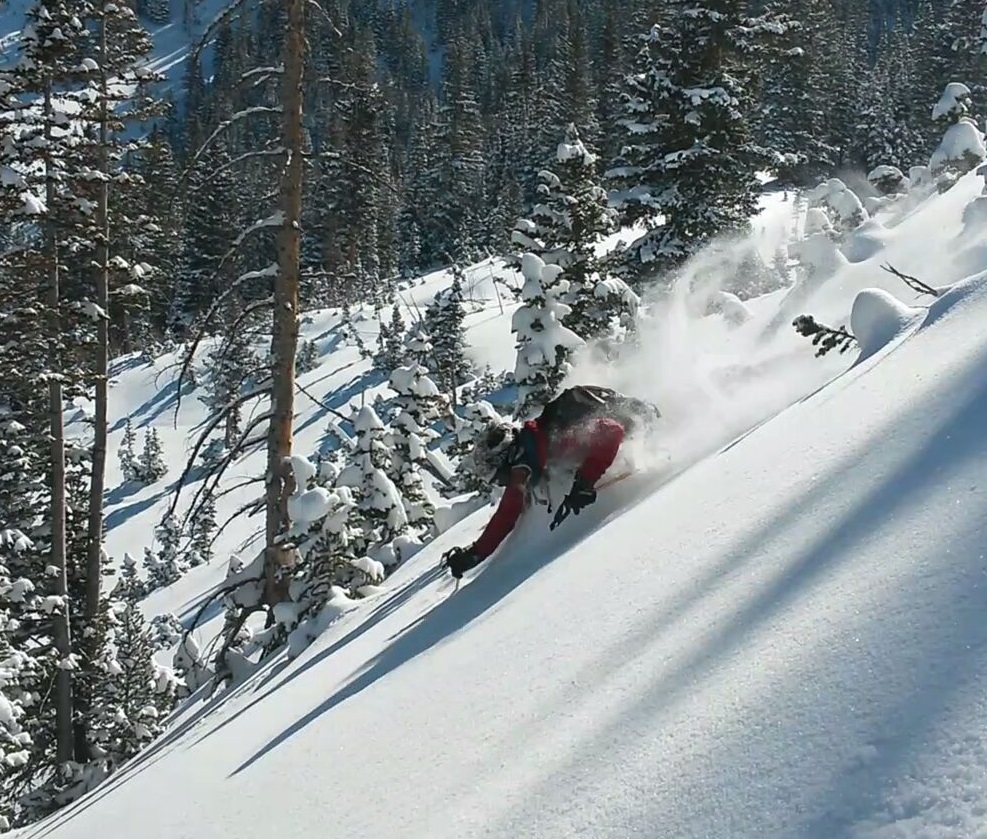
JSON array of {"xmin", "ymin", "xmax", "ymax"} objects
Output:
[{"xmin": 880, "ymin": 262, "xmax": 942, "ymax": 298}]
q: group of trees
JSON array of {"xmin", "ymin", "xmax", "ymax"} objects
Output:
[
  {"xmin": 0, "ymin": 1, "xmax": 181, "ymax": 827},
  {"xmin": 3, "ymin": 0, "xmax": 987, "ymax": 829}
]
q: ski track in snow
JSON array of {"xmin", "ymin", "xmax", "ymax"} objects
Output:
[{"xmin": 12, "ymin": 171, "xmax": 987, "ymax": 835}]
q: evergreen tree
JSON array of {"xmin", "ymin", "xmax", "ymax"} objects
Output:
[
  {"xmin": 114, "ymin": 552, "xmax": 146, "ymax": 603},
  {"xmin": 137, "ymin": 428, "xmax": 167, "ymax": 483},
  {"xmin": 388, "ymin": 365, "xmax": 446, "ymax": 531},
  {"xmin": 511, "ymin": 254, "xmax": 584, "ymax": 418},
  {"xmin": 118, "ymin": 419, "xmax": 139, "ymax": 482},
  {"xmin": 86, "ymin": 597, "xmax": 176, "ymax": 767},
  {"xmin": 189, "ymin": 491, "xmax": 216, "ymax": 567},
  {"xmin": 337, "ymin": 407, "xmax": 409, "ymax": 553},
  {"xmin": 422, "ymin": 267, "xmax": 472, "ymax": 398},
  {"xmin": 607, "ymin": 7, "xmax": 789, "ymax": 281},
  {"xmin": 930, "ymin": 81, "xmax": 987, "ymax": 190},
  {"xmin": 448, "ymin": 399, "xmax": 509, "ymax": 494}
]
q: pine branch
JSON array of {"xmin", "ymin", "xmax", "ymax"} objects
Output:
[
  {"xmin": 880, "ymin": 262, "xmax": 941, "ymax": 298},
  {"xmin": 792, "ymin": 314, "xmax": 857, "ymax": 357}
]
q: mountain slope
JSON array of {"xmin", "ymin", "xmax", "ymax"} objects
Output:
[{"xmin": 12, "ymin": 174, "xmax": 987, "ymax": 839}]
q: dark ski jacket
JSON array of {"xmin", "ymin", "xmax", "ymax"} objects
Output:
[{"xmin": 470, "ymin": 415, "xmax": 624, "ymax": 559}]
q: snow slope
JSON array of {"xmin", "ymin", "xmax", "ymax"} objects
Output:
[{"xmin": 15, "ymin": 176, "xmax": 987, "ymax": 839}]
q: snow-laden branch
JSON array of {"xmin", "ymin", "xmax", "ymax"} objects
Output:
[
  {"xmin": 240, "ymin": 65, "xmax": 283, "ymax": 86},
  {"xmin": 306, "ymin": 0, "xmax": 343, "ymax": 37},
  {"xmin": 191, "ymin": 0, "xmax": 263, "ymax": 67},
  {"xmin": 194, "ymin": 147, "xmax": 286, "ymax": 189},
  {"xmin": 183, "ymin": 106, "xmax": 282, "ymax": 183},
  {"xmin": 232, "ymin": 211, "xmax": 285, "ymax": 250}
]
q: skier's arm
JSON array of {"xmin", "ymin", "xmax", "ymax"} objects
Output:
[
  {"xmin": 575, "ymin": 417, "xmax": 625, "ymax": 485},
  {"xmin": 471, "ymin": 467, "xmax": 529, "ymax": 559}
]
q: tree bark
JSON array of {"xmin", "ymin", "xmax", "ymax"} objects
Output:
[
  {"xmin": 78, "ymin": 7, "xmax": 111, "ymax": 762},
  {"xmin": 44, "ymin": 75, "xmax": 74, "ymax": 765},
  {"xmin": 264, "ymin": 0, "xmax": 305, "ymax": 605}
]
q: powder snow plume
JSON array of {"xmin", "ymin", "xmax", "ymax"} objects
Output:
[{"xmin": 570, "ymin": 203, "xmax": 838, "ymax": 480}]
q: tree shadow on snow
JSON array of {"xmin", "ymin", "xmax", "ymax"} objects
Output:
[
  {"xmin": 227, "ymin": 475, "xmax": 668, "ymax": 778},
  {"xmin": 485, "ymin": 341, "xmax": 987, "ymax": 838}
]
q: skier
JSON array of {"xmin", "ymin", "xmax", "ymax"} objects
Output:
[{"xmin": 442, "ymin": 386, "xmax": 660, "ymax": 579}]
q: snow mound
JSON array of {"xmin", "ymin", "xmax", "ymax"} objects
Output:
[
  {"xmin": 932, "ymin": 82, "xmax": 973, "ymax": 121},
  {"xmin": 931, "ymin": 120, "xmax": 986, "ymax": 174},
  {"xmin": 850, "ymin": 288, "xmax": 923, "ymax": 361}
]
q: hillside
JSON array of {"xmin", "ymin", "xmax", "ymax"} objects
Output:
[{"xmin": 7, "ymin": 168, "xmax": 987, "ymax": 839}]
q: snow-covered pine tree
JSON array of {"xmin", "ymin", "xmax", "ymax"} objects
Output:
[
  {"xmin": 114, "ymin": 552, "xmax": 146, "ymax": 604},
  {"xmin": 606, "ymin": 7, "xmax": 790, "ymax": 282},
  {"xmin": 752, "ymin": 6, "xmax": 835, "ymax": 185},
  {"xmin": 144, "ymin": 515, "xmax": 184, "ymax": 590},
  {"xmin": 118, "ymin": 418, "xmax": 139, "ymax": 482},
  {"xmin": 137, "ymin": 427, "xmax": 167, "ymax": 483},
  {"xmin": 405, "ymin": 327, "xmax": 434, "ymax": 372},
  {"xmin": 375, "ymin": 304, "xmax": 407, "ymax": 372},
  {"xmin": 188, "ymin": 490, "xmax": 216, "ymax": 567},
  {"xmin": 930, "ymin": 82, "xmax": 987, "ymax": 192},
  {"xmin": 148, "ymin": 613, "xmax": 184, "ymax": 652},
  {"xmin": 512, "ymin": 124, "xmax": 618, "ymax": 343},
  {"xmin": 448, "ymin": 399, "xmax": 509, "ymax": 494},
  {"xmin": 85, "ymin": 597, "xmax": 176, "ymax": 768},
  {"xmin": 422, "ymin": 266, "xmax": 471, "ymax": 399},
  {"xmin": 0, "ymin": 530, "xmax": 41, "ymax": 822},
  {"xmin": 197, "ymin": 328, "xmax": 262, "ymax": 451},
  {"xmin": 337, "ymin": 407, "xmax": 409, "ymax": 557},
  {"xmin": 296, "ymin": 338, "xmax": 319, "ymax": 374},
  {"xmin": 807, "ymin": 178, "xmax": 868, "ymax": 235},
  {"xmin": 3, "ymin": 0, "xmax": 98, "ymax": 780},
  {"xmin": 511, "ymin": 253, "xmax": 585, "ymax": 418},
  {"xmin": 388, "ymin": 365, "xmax": 446, "ymax": 532}
]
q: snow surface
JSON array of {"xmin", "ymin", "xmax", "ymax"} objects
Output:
[{"xmin": 15, "ymin": 175, "xmax": 987, "ymax": 839}]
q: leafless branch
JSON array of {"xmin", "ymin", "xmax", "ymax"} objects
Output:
[
  {"xmin": 194, "ymin": 148, "xmax": 286, "ymax": 189},
  {"xmin": 880, "ymin": 262, "xmax": 941, "ymax": 298},
  {"xmin": 165, "ymin": 388, "xmax": 272, "ymax": 521}
]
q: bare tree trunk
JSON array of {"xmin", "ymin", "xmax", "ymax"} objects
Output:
[
  {"xmin": 78, "ymin": 11, "xmax": 111, "ymax": 762},
  {"xmin": 44, "ymin": 76, "xmax": 74, "ymax": 765},
  {"xmin": 264, "ymin": 0, "xmax": 305, "ymax": 605}
]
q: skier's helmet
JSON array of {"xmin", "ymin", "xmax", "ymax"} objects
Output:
[{"xmin": 470, "ymin": 420, "xmax": 518, "ymax": 485}]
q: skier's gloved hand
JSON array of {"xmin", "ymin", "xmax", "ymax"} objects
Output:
[
  {"xmin": 550, "ymin": 475, "xmax": 597, "ymax": 530},
  {"xmin": 566, "ymin": 474, "xmax": 598, "ymax": 513},
  {"xmin": 442, "ymin": 546, "xmax": 483, "ymax": 579}
]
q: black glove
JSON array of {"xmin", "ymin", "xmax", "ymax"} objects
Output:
[
  {"xmin": 550, "ymin": 475, "xmax": 597, "ymax": 530},
  {"xmin": 442, "ymin": 546, "xmax": 483, "ymax": 579}
]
